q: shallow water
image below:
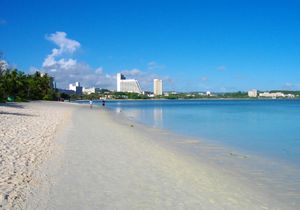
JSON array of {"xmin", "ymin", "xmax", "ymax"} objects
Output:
[
  {"xmin": 27, "ymin": 103, "xmax": 300, "ymax": 210},
  {"xmin": 101, "ymin": 99, "xmax": 300, "ymax": 166},
  {"xmin": 74, "ymin": 100, "xmax": 300, "ymax": 208}
]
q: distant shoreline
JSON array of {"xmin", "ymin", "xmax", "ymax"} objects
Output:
[{"xmin": 75, "ymin": 97, "xmax": 300, "ymax": 102}]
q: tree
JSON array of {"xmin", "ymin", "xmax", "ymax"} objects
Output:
[
  {"xmin": 27, "ymin": 71, "xmax": 55, "ymax": 100},
  {"xmin": 0, "ymin": 68, "xmax": 56, "ymax": 102},
  {"xmin": 0, "ymin": 69, "xmax": 27, "ymax": 101}
]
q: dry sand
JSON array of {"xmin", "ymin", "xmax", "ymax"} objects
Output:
[
  {"xmin": 0, "ymin": 102, "xmax": 73, "ymax": 209},
  {"xmin": 1, "ymin": 102, "xmax": 299, "ymax": 209}
]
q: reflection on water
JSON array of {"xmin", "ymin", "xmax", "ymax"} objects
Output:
[
  {"xmin": 153, "ymin": 107, "xmax": 163, "ymax": 127},
  {"xmin": 115, "ymin": 107, "xmax": 164, "ymax": 128},
  {"xmin": 94, "ymin": 99, "xmax": 300, "ymax": 208},
  {"xmin": 107, "ymin": 99, "xmax": 300, "ymax": 166},
  {"xmin": 123, "ymin": 109, "xmax": 143, "ymax": 120}
]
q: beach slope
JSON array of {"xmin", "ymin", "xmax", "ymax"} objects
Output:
[{"xmin": 22, "ymin": 102, "xmax": 291, "ymax": 210}]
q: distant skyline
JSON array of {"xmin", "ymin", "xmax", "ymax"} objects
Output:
[{"xmin": 1, "ymin": 0, "xmax": 300, "ymax": 92}]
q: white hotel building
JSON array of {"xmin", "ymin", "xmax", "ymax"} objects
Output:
[
  {"xmin": 117, "ymin": 73, "xmax": 142, "ymax": 94},
  {"xmin": 83, "ymin": 87, "xmax": 96, "ymax": 95},
  {"xmin": 248, "ymin": 89, "xmax": 258, "ymax": 97},
  {"xmin": 69, "ymin": 82, "xmax": 83, "ymax": 95},
  {"xmin": 153, "ymin": 79, "xmax": 163, "ymax": 96}
]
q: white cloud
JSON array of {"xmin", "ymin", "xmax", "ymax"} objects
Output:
[
  {"xmin": 42, "ymin": 32, "xmax": 80, "ymax": 69},
  {"xmin": 95, "ymin": 67, "xmax": 104, "ymax": 75},
  {"xmin": 41, "ymin": 31, "xmax": 172, "ymax": 91},
  {"xmin": 147, "ymin": 61, "xmax": 165, "ymax": 70},
  {"xmin": 46, "ymin": 32, "xmax": 80, "ymax": 54},
  {"xmin": 121, "ymin": 68, "xmax": 141, "ymax": 76},
  {"xmin": 57, "ymin": 58, "xmax": 77, "ymax": 70},
  {"xmin": 41, "ymin": 31, "xmax": 116, "ymax": 89},
  {"xmin": 45, "ymin": 61, "xmax": 116, "ymax": 89}
]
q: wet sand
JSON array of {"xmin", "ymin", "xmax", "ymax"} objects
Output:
[{"xmin": 24, "ymin": 102, "xmax": 298, "ymax": 210}]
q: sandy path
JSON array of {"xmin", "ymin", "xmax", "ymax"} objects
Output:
[
  {"xmin": 24, "ymin": 104, "xmax": 292, "ymax": 210},
  {"xmin": 0, "ymin": 102, "xmax": 74, "ymax": 209}
]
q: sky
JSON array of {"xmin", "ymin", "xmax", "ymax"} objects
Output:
[{"xmin": 0, "ymin": 0, "xmax": 300, "ymax": 92}]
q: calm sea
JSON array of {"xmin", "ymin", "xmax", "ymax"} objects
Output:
[{"xmin": 101, "ymin": 99, "xmax": 300, "ymax": 166}]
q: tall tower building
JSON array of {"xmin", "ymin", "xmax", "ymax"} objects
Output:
[
  {"xmin": 69, "ymin": 82, "xmax": 83, "ymax": 95},
  {"xmin": 153, "ymin": 79, "xmax": 163, "ymax": 96},
  {"xmin": 116, "ymin": 73, "xmax": 142, "ymax": 93},
  {"xmin": 117, "ymin": 73, "xmax": 126, "ymax": 92}
]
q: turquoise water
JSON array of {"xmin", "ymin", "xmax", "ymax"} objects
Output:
[{"xmin": 102, "ymin": 99, "xmax": 300, "ymax": 166}]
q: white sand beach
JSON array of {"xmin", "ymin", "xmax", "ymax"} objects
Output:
[
  {"xmin": 0, "ymin": 102, "xmax": 73, "ymax": 209},
  {"xmin": 1, "ymin": 102, "xmax": 299, "ymax": 209}
]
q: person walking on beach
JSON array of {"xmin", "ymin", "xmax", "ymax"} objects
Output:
[{"xmin": 89, "ymin": 99, "xmax": 93, "ymax": 109}]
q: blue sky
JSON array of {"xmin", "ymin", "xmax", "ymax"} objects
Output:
[{"xmin": 1, "ymin": 0, "xmax": 300, "ymax": 91}]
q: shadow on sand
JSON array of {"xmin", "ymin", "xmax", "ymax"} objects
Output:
[
  {"xmin": 0, "ymin": 103, "xmax": 36, "ymax": 116},
  {"xmin": 0, "ymin": 103, "xmax": 25, "ymax": 109},
  {"xmin": 0, "ymin": 111, "xmax": 36, "ymax": 117}
]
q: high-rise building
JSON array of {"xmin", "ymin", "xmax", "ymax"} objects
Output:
[
  {"xmin": 248, "ymin": 89, "xmax": 257, "ymax": 97},
  {"xmin": 116, "ymin": 73, "xmax": 142, "ymax": 93},
  {"xmin": 69, "ymin": 82, "xmax": 83, "ymax": 95},
  {"xmin": 153, "ymin": 79, "xmax": 163, "ymax": 96},
  {"xmin": 83, "ymin": 87, "xmax": 96, "ymax": 95}
]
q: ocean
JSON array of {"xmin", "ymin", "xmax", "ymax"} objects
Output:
[{"xmin": 102, "ymin": 99, "xmax": 300, "ymax": 166}]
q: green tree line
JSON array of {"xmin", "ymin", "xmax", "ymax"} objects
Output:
[{"xmin": 0, "ymin": 67, "xmax": 56, "ymax": 102}]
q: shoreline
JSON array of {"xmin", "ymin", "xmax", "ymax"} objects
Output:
[
  {"xmin": 104, "ymin": 102, "xmax": 300, "ymax": 206},
  {"xmin": 95, "ymin": 99, "xmax": 300, "ymax": 169},
  {"xmin": 1, "ymin": 101, "xmax": 299, "ymax": 209},
  {"xmin": 26, "ymin": 102, "xmax": 299, "ymax": 209},
  {"xmin": 87, "ymin": 101, "xmax": 300, "ymax": 207},
  {"xmin": 76, "ymin": 98, "xmax": 300, "ymax": 102}
]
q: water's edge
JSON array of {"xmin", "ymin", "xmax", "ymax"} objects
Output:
[{"xmin": 75, "ymin": 100, "xmax": 300, "ymax": 208}]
